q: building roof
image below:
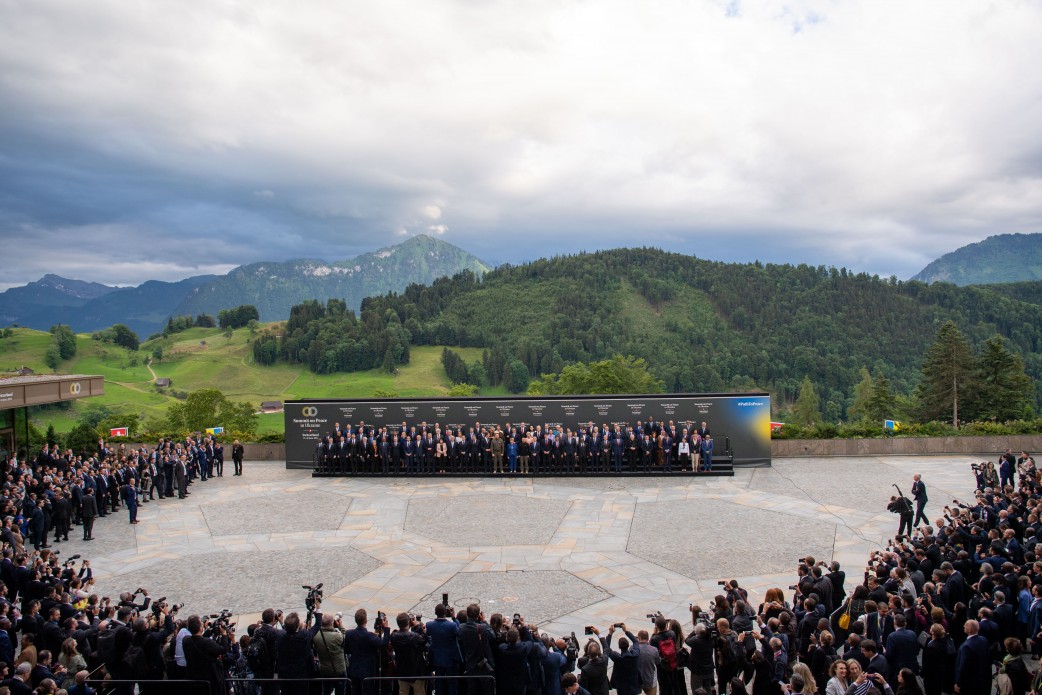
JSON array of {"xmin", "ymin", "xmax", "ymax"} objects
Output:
[{"xmin": 0, "ymin": 374, "xmax": 104, "ymax": 409}]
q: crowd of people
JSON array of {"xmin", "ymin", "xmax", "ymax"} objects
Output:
[
  {"xmin": 0, "ymin": 444, "xmax": 1038, "ymax": 695},
  {"xmin": 314, "ymin": 419, "xmax": 723, "ymax": 475},
  {"xmin": 0, "ymin": 434, "xmax": 245, "ymax": 547}
]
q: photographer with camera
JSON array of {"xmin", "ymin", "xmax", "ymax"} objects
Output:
[
  {"xmin": 426, "ymin": 602, "xmax": 462, "ymax": 695},
  {"xmin": 391, "ymin": 612, "xmax": 430, "ymax": 695},
  {"xmin": 685, "ymin": 608, "xmax": 715, "ymax": 695},
  {"xmin": 278, "ymin": 609, "xmax": 325, "ymax": 695},
  {"xmin": 313, "ymin": 612, "xmax": 346, "ymax": 695},
  {"xmin": 183, "ymin": 614, "xmax": 229, "ymax": 695},
  {"xmin": 343, "ymin": 608, "xmax": 390, "ymax": 695},
  {"xmin": 459, "ymin": 604, "xmax": 496, "ymax": 695},
  {"xmin": 599, "ymin": 623, "xmax": 639, "ymax": 695}
]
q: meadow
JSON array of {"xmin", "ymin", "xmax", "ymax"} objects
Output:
[{"xmin": 0, "ymin": 327, "xmax": 489, "ymax": 435}]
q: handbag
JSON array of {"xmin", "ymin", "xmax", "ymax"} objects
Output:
[{"xmin": 837, "ymin": 603, "xmax": 852, "ymax": 630}]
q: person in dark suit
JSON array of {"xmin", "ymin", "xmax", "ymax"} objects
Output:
[
  {"xmin": 459, "ymin": 604, "xmax": 496, "ymax": 695},
  {"xmin": 697, "ymin": 422, "xmax": 710, "ymax": 439},
  {"xmin": 93, "ymin": 473, "xmax": 107, "ymax": 518},
  {"xmin": 343, "ymin": 608, "xmax": 390, "ymax": 695},
  {"xmin": 601, "ymin": 625, "xmax": 640, "ymax": 695},
  {"xmin": 701, "ymin": 435, "xmax": 714, "ymax": 472},
  {"xmin": 1, "ymin": 662, "xmax": 33, "ymax": 695},
  {"xmin": 911, "ymin": 474, "xmax": 929, "ymax": 527},
  {"xmin": 79, "ymin": 491, "xmax": 97, "ymax": 541},
  {"xmin": 28, "ymin": 499, "xmax": 46, "ymax": 550},
  {"xmin": 232, "ymin": 439, "xmax": 245, "ymax": 476},
  {"xmin": 122, "ymin": 479, "xmax": 139, "ymax": 524},
  {"xmin": 183, "ymin": 614, "xmax": 228, "ymax": 695},
  {"xmin": 884, "ymin": 614, "xmax": 919, "ymax": 687},
  {"xmin": 496, "ymin": 625, "xmax": 537, "ymax": 695},
  {"xmin": 954, "ymin": 620, "xmax": 990, "ymax": 695},
  {"xmin": 427, "ymin": 603, "xmax": 462, "ymax": 695}
]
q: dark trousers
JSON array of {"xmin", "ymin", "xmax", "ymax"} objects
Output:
[
  {"xmin": 914, "ymin": 501, "xmax": 929, "ymax": 527},
  {"xmin": 234, "ymin": 458, "xmax": 243, "ymax": 475},
  {"xmin": 82, "ymin": 516, "xmax": 95, "ymax": 539},
  {"xmin": 897, "ymin": 513, "xmax": 913, "ymax": 538}
]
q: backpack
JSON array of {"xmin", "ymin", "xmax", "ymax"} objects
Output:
[
  {"xmin": 96, "ymin": 629, "xmax": 118, "ymax": 665},
  {"xmin": 245, "ymin": 630, "xmax": 272, "ymax": 674},
  {"xmin": 122, "ymin": 644, "xmax": 149, "ymax": 677},
  {"xmin": 657, "ymin": 636, "xmax": 678, "ymax": 670},
  {"xmin": 675, "ymin": 645, "xmax": 690, "ymax": 669}
]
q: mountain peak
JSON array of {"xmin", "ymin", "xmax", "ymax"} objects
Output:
[{"xmin": 911, "ymin": 233, "xmax": 1042, "ymax": 286}]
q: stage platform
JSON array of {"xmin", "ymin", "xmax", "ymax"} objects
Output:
[{"xmin": 310, "ymin": 455, "xmax": 735, "ymax": 477}]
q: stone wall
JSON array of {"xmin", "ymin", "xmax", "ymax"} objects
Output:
[{"xmin": 771, "ymin": 435, "xmax": 1042, "ymax": 458}]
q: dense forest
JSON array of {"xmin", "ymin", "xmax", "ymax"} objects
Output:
[{"xmin": 258, "ymin": 248, "xmax": 1042, "ymax": 419}]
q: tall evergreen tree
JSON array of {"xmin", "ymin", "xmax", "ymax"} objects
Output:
[
  {"xmin": 916, "ymin": 321, "xmax": 975, "ymax": 427},
  {"xmin": 973, "ymin": 336, "xmax": 1032, "ymax": 421},
  {"xmin": 847, "ymin": 368, "xmax": 874, "ymax": 422},
  {"xmin": 793, "ymin": 376, "xmax": 822, "ymax": 426},
  {"xmin": 867, "ymin": 373, "xmax": 897, "ymax": 424}
]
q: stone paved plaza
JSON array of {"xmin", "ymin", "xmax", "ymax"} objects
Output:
[{"xmin": 86, "ymin": 455, "xmax": 979, "ymax": 636}]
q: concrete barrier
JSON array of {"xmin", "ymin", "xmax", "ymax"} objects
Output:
[{"xmin": 771, "ymin": 435, "xmax": 1042, "ymax": 458}]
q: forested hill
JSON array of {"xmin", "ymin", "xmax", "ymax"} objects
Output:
[
  {"xmin": 911, "ymin": 233, "xmax": 1042, "ymax": 285},
  {"xmin": 343, "ymin": 248, "xmax": 1042, "ymax": 411}
]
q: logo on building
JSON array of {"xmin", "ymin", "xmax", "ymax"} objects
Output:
[
  {"xmin": 69, "ymin": 382, "xmax": 82, "ymax": 395},
  {"xmin": 302, "ymin": 406, "xmax": 319, "ymax": 417}
]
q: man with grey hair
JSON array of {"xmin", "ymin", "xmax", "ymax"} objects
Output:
[
  {"xmin": 1, "ymin": 661, "xmax": 33, "ymax": 694},
  {"xmin": 911, "ymin": 473, "xmax": 929, "ymax": 527},
  {"xmin": 684, "ymin": 621, "xmax": 715, "ymax": 694}
]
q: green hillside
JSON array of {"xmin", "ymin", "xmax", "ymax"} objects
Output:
[{"xmin": 0, "ymin": 327, "xmax": 485, "ymax": 436}]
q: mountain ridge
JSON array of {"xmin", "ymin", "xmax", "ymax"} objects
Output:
[
  {"xmin": 0, "ymin": 235, "xmax": 490, "ymax": 337},
  {"xmin": 911, "ymin": 233, "xmax": 1042, "ymax": 285}
]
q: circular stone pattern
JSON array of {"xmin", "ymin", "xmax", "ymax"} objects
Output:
[
  {"xmin": 405, "ymin": 495, "xmax": 572, "ymax": 546},
  {"xmin": 92, "ymin": 546, "xmax": 381, "ymax": 617},
  {"xmin": 200, "ymin": 490, "xmax": 353, "ymax": 535},
  {"xmin": 410, "ymin": 570, "xmax": 609, "ymax": 627},
  {"xmin": 627, "ymin": 498, "xmax": 836, "ymax": 580}
]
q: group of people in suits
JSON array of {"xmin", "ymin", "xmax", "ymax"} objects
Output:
[
  {"xmin": 315, "ymin": 419, "xmax": 720, "ymax": 475},
  {"xmin": 0, "ymin": 433, "xmax": 246, "ymax": 547}
]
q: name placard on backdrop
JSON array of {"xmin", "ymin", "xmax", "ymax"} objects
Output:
[{"xmin": 284, "ymin": 393, "xmax": 771, "ymax": 469}]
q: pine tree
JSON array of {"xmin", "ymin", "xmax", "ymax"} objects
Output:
[
  {"xmin": 973, "ymin": 336, "xmax": 1032, "ymax": 422},
  {"xmin": 793, "ymin": 376, "xmax": 822, "ymax": 426},
  {"xmin": 916, "ymin": 321, "xmax": 975, "ymax": 427},
  {"xmin": 847, "ymin": 368, "xmax": 874, "ymax": 422},
  {"xmin": 867, "ymin": 373, "xmax": 897, "ymax": 424}
]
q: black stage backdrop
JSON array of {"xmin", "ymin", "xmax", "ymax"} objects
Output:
[{"xmin": 284, "ymin": 393, "xmax": 771, "ymax": 469}]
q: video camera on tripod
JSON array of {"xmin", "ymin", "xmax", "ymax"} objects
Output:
[{"xmin": 303, "ymin": 583, "xmax": 324, "ymax": 613}]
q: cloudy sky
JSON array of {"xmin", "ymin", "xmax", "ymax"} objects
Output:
[{"xmin": 1, "ymin": 0, "xmax": 1040, "ymax": 289}]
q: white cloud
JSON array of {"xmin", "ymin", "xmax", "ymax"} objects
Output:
[
  {"xmin": 0, "ymin": 0, "xmax": 1040, "ymax": 282},
  {"xmin": 428, "ymin": 224, "xmax": 448, "ymax": 235}
]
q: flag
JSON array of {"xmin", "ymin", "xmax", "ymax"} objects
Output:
[
  {"xmin": 770, "ymin": 422, "xmax": 785, "ymax": 431},
  {"xmin": 884, "ymin": 420, "xmax": 903, "ymax": 431},
  {"xmin": 206, "ymin": 427, "xmax": 225, "ymax": 435},
  {"xmin": 110, "ymin": 427, "xmax": 128, "ymax": 437}
]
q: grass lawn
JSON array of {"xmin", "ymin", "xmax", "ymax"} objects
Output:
[{"xmin": 8, "ymin": 324, "xmax": 497, "ymax": 436}]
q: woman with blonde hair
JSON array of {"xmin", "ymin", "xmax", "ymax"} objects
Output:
[{"xmin": 792, "ymin": 661, "xmax": 817, "ymax": 695}]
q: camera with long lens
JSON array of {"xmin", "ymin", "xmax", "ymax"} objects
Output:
[
  {"xmin": 303, "ymin": 583, "xmax": 324, "ymax": 613},
  {"xmin": 693, "ymin": 610, "xmax": 717, "ymax": 639},
  {"xmin": 203, "ymin": 609, "xmax": 235, "ymax": 640}
]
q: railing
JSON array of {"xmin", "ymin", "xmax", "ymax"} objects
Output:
[
  {"xmin": 225, "ymin": 675, "xmax": 495, "ymax": 695},
  {"xmin": 87, "ymin": 678, "xmax": 214, "ymax": 694}
]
